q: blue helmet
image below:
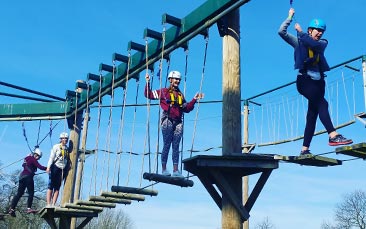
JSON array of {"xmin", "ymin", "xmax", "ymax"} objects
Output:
[{"xmin": 308, "ymin": 19, "xmax": 326, "ymax": 31}]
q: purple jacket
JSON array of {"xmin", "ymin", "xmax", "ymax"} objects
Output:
[{"xmin": 20, "ymin": 155, "xmax": 47, "ymax": 177}]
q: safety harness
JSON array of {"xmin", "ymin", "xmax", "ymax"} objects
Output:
[
  {"xmin": 307, "ymin": 48, "xmax": 320, "ymax": 66},
  {"xmin": 167, "ymin": 89, "xmax": 183, "ymax": 107}
]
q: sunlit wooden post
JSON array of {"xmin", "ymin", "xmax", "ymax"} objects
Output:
[
  {"xmin": 242, "ymin": 100, "xmax": 249, "ymax": 229},
  {"xmin": 222, "ymin": 8, "xmax": 242, "ymax": 229},
  {"xmin": 362, "ymin": 55, "xmax": 366, "ymax": 112},
  {"xmin": 60, "ymin": 109, "xmax": 83, "ymax": 229}
]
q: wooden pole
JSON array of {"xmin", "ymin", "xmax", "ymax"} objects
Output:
[
  {"xmin": 362, "ymin": 55, "xmax": 366, "ymax": 112},
  {"xmin": 242, "ymin": 100, "xmax": 249, "ymax": 229},
  {"xmin": 222, "ymin": 8, "xmax": 242, "ymax": 229},
  {"xmin": 60, "ymin": 110, "xmax": 83, "ymax": 228},
  {"xmin": 70, "ymin": 107, "xmax": 90, "ymax": 229}
]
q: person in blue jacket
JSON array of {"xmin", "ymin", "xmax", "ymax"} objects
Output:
[
  {"xmin": 278, "ymin": 8, "xmax": 353, "ymax": 155},
  {"xmin": 8, "ymin": 148, "xmax": 47, "ymax": 217}
]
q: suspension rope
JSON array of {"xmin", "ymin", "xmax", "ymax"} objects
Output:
[
  {"xmin": 188, "ymin": 33, "xmax": 209, "ymax": 164},
  {"xmin": 36, "ymin": 120, "xmax": 41, "ymax": 146},
  {"xmin": 78, "ymin": 81, "xmax": 90, "ymax": 201},
  {"xmin": 140, "ymin": 37, "xmax": 153, "ymax": 186},
  {"xmin": 179, "ymin": 48, "xmax": 189, "ymax": 173},
  {"xmin": 100, "ymin": 61, "xmax": 117, "ymax": 191},
  {"xmin": 126, "ymin": 80, "xmax": 140, "ymax": 186},
  {"xmin": 115, "ymin": 51, "xmax": 132, "ymax": 186},
  {"xmin": 21, "ymin": 122, "xmax": 33, "ymax": 153},
  {"xmin": 90, "ymin": 75, "xmax": 103, "ymax": 196},
  {"xmin": 153, "ymin": 23, "xmax": 167, "ymax": 175}
]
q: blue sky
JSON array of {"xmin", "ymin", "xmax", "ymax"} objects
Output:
[{"xmin": 0, "ymin": 0, "xmax": 366, "ymax": 228}]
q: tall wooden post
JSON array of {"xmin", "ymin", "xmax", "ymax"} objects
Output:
[
  {"xmin": 362, "ymin": 55, "xmax": 366, "ymax": 112},
  {"xmin": 70, "ymin": 107, "xmax": 90, "ymax": 229},
  {"xmin": 222, "ymin": 8, "xmax": 242, "ymax": 229},
  {"xmin": 60, "ymin": 110, "xmax": 83, "ymax": 228},
  {"xmin": 242, "ymin": 100, "xmax": 249, "ymax": 229}
]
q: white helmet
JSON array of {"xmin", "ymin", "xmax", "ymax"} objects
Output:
[
  {"xmin": 168, "ymin": 71, "xmax": 181, "ymax": 80},
  {"xmin": 60, "ymin": 132, "xmax": 69, "ymax": 139},
  {"xmin": 33, "ymin": 148, "xmax": 42, "ymax": 158}
]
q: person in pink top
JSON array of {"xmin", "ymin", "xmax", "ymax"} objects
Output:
[
  {"xmin": 8, "ymin": 148, "xmax": 47, "ymax": 217},
  {"xmin": 145, "ymin": 71, "xmax": 204, "ymax": 177}
]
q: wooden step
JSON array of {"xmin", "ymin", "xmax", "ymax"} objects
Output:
[{"xmin": 336, "ymin": 142, "xmax": 366, "ymax": 159}]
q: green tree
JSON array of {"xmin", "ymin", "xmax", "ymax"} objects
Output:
[
  {"xmin": 254, "ymin": 217, "xmax": 276, "ymax": 229},
  {"xmin": 0, "ymin": 169, "xmax": 48, "ymax": 229},
  {"xmin": 322, "ymin": 189, "xmax": 366, "ymax": 229}
]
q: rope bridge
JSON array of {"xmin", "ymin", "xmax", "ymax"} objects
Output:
[{"xmin": 247, "ymin": 56, "xmax": 366, "ymax": 148}]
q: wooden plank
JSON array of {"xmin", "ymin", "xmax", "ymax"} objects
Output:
[
  {"xmin": 63, "ymin": 203, "xmax": 103, "ymax": 212},
  {"xmin": 336, "ymin": 142, "xmax": 366, "ymax": 159},
  {"xmin": 89, "ymin": 196, "xmax": 131, "ymax": 204},
  {"xmin": 143, "ymin": 173, "xmax": 194, "ymax": 187},
  {"xmin": 275, "ymin": 154, "xmax": 342, "ymax": 167},
  {"xmin": 184, "ymin": 154, "xmax": 278, "ymax": 177},
  {"xmin": 111, "ymin": 186, "xmax": 158, "ymax": 196},
  {"xmin": 53, "ymin": 207, "xmax": 98, "ymax": 218},
  {"xmin": 75, "ymin": 200, "xmax": 116, "ymax": 208},
  {"xmin": 101, "ymin": 191, "xmax": 145, "ymax": 201}
]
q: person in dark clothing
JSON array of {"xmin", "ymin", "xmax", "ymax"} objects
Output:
[
  {"xmin": 278, "ymin": 8, "xmax": 353, "ymax": 155},
  {"xmin": 144, "ymin": 71, "xmax": 204, "ymax": 177},
  {"xmin": 8, "ymin": 148, "xmax": 47, "ymax": 217}
]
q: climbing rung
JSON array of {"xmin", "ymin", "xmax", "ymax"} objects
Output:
[
  {"xmin": 75, "ymin": 200, "xmax": 116, "ymax": 208},
  {"xmin": 275, "ymin": 154, "xmax": 342, "ymax": 167},
  {"xmin": 100, "ymin": 191, "xmax": 145, "ymax": 201},
  {"xmin": 89, "ymin": 196, "xmax": 131, "ymax": 204},
  {"xmin": 111, "ymin": 186, "xmax": 158, "ymax": 196},
  {"xmin": 63, "ymin": 203, "xmax": 103, "ymax": 212},
  {"xmin": 336, "ymin": 142, "xmax": 366, "ymax": 159},
  {"xmin": 143, "ymin": 172, "xmax": 194, "ymax": 187}
]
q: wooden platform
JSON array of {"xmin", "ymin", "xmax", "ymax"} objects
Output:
[
  {"xmin": 183, "ymin": 154, "xmax": 279, "ymax": 222},
  {"xmin": 143, "ymin": 172, "xmax": 194, "ymax": 187},
  {"xmin": 335, "ymin": 142, "xmax": 366, "ymax": 159},
  {"xmin": 274, "ymin": 154, "xmax": 342, "ymax": 167},
  {"xmin": 39, "ymin": 206, "xmax": 99, "ymax": 229}
]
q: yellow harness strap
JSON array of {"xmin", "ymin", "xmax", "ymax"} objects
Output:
[
  {"xmin": 60, "ymin": 145, "xmax": 68, "ymax": 158},
  {"xmin": 169, "ymin": 91, "xmax": 183, "ymax": 107},
  {"xmin": 308, "ymin": 48, "xmax": 320, "ymax": 66}
]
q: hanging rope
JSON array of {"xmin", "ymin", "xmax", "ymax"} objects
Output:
[
  {"xmin": 153, "ymin": 23, "xmax": 167, "ymax": 175},
  {"xmin": 125, "ymin": 80, "xmax": 140, "ymax": 186},
  {"xmin": 90, "ymin": 75, "xmax": 103, "ymax": 196},
  {"xmin": 189, "ymin": 33, "xmax": 209, "ymax": 160},
  {"xmin": 114, "ymin": 51, "xmax": 132, "ymax": 186},
  {"xmin": 140, "ymin": 37, "xmax": 153, "ymax": 186},
  {"xmin": 179, "ymin": 48, "xmax": 189, "ymax": 173},
  {"xmin": 100, "ymin": 62, "xmax": 117, "ymax": 191},
  {"xmin": 21, "ymin": 122, "xmax": 34, "ymax": 153}
]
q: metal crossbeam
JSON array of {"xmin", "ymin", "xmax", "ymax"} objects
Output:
[{"xmin": 0, "ymin": 0, "xmax": 250, "ymax": 121}]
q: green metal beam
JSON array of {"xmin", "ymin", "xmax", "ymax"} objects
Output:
[{"xmin": 0, "ymin": 0, "xmax": 250, "ymax": 121}]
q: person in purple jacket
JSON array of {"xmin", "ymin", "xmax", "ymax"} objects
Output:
[
  {"xmin": 145, "ymin": 71, "xmax": 204, "ymax": 177},
  {"xmin": 8, "ymin": 148, "xmax": 47, "ymax": 217},
  {"xmin": 278, "ymin": 8, "xmax": 353, "ymax": 156}
]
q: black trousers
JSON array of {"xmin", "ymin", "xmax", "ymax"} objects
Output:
[
  {"xmin": 296, "ymin": 74, "xmax": 335, "ymax": 147},
  {"xmin": 11, "ymin": 175, "xmax": 34, "ymax": 209}
]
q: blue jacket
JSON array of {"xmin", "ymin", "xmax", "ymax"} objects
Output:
[{"xmin": 278, "ymin": 18, "xmax": 330, "ymax": 73}]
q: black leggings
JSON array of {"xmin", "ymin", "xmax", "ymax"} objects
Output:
[
  {"xmin": 296, "ymin": 75, "xmax": 335, "ymax": 147},
  {"xmin": 11, "ymin": 175, "xmax": 34, "ymax": 209}
]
